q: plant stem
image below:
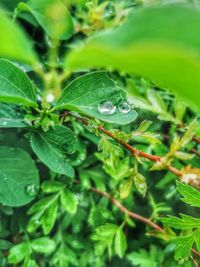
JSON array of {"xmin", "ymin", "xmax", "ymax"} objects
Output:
[
  {"xmin": 68, "ymin": 112, "xmax": 182, "ymax": 177},
  {"xmin": 90, "ymin": 187, "xmax": 200, "ymax": 258}
]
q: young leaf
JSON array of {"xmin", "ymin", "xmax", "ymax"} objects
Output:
[
  {"xmin": 41, "ymin": 181, "xmax": 64, "ymax": 193},
  {"xmin": 137, "ymin": 120, "xmax": 152, "ymax": 132},
  {"xmin": 88, "ymin": 205, "xmax": 114, "ymax": 227},
  {"xmin": 173, "ymin": 233, "xmax": 195, "ymax": 261},
  {"xmin": 68, "ymin": 5, "xmax": 200, "ymax": 110},
  {"xmin": 31, "ymin": 237, "xmax": 56, "ymax": 254},
  {"xmin": 161, "ymin": 214, "xmax": 200, "ymax": 229},
  {"xmin": 114, "ymin": 157, "xmax": 132, "ymax": 181},
  {"xmin": 194, "ymin": 229, "xmax": 200, "ymax": 251},
  {"xmin": 0, "ymin": 10, "xmax": 36, "ymax": 64},
  {"xmin": 41, "ymin": 198, "xmax": 58, "ymax": 234},
  {"xmin": 127, "ymin": 246, "xmax": 164, "ymax": 267},
  {"xmin": 176, "ymin": 181, "xmax": 200, "ymax": 207},
  {"xmin": 147, "ymin": 90, "xmax": 167, "ymax": 113},
  {"xmin": 28, "ymin": 195, "xmax": 55, "ymax": 215},
  {"xmin": 114, "ymin": 228, "xmax": 127, "ymax": 258},
  {"xmin": 91, "ymin": 224, "xmax": 118, "ymax": 257},
  {"xmin": 133, "ymin": 172, "xmax": 147, "ymax": 197},
  {"xmin": 0, "ymin": 59, "xmax": 37, "ymax": 107},
  {"xmin": 60, "ymin": 188, "xmax": 78, "ymax": 214},
  {"xmin": 30, "ymin": 125, "xmax": 76, "ymax": 177},
  {"xmin": 174, "ymin": 99, "xmax": 186, "ymax": 122},
  {"xmin": 0, "ymin": 103, "xmax": 27, "ymax": 128},
  {"xmin": 16, "ymin": 0, "xmax": 74, "ymax": 40},
  {"xmin": 56, "ymin": 71, "xmax": 138, "ymax": 125},
  {"xmin": 119, "ymin": 178, "xmax": 133, "ymax": 200},
  {"xmin": 0, "ymin": 146, "xmax": 39, "ymax": 207},
  {"xmin": 8, "ymin": 242, "xmax": 30, "ymax": 264}
]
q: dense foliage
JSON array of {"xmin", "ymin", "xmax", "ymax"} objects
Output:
[{"xmin": 0, "ymin": 0, "xmax": 200, "ymax": 266}]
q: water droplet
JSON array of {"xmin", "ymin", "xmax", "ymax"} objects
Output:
[
  {"xmin": 1, "ymin": 121, "xmax": 7, "ymax": 126},
  {"xmin": 46, "ymin": 93, "xmax": 55, "ymax": 103},
  {"xmin": 98, "ymin": 101, "xmax": 116, "ymax": 115},
  {"xmin": 37, "ymin": 95, "xmax": 42, "ymax": 103},
  {"xmin": 25, "ymin": 184, "xmax": 37, "ymax": 197},
  {"xmin": 118, "ymin": 102, "xmax": 131, "ymax": 114}
]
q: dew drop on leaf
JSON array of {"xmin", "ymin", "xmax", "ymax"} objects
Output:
[
  {"xmin": 118, "ymin": 102, "xmax": 131, "ymax": 114},
  {"xmin": 1, "ymin": 121, "xmax": 7, "ymax": 126},
  {"xmin": 98, "ymin": 101, "xmax": 116, "ymax": 115},
  {"xmin": 25, "ymin": 184, "xmax": 38, "ymax": 197},
  {"xmin": 46, "ymin": 93, "xmax": 55, "ymax": 103}
]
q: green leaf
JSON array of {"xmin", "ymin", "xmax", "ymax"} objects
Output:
[
  {"xmin": 28, "ymin": 195, "xmax": 55, "ymax": 215},
  {"xmin": 30, "ymin": 125, "xmax": 76, "ymax": 177},
  {"xmin": 41, "ymin": 198, "xmax": 58, "ymax": 234},
  {"xmin": 114, "ymin": 157, "xmax": 132, "ymax": 181},
  {"xmin": 8, "ymin": 242, "xmax": 30, "ymax": 264},
  {"xmin": 161, "ymin": 214, "xmax": 200, "ymax": 229},
  {"xmin": 0, "ymin": 59, "xmax": 37, "ymax": 107},
  {"xmin": 92, "ymin": 224, "xmax": 118, "ymax": 239},
  {"xmin": 119, "ymin": 178, "xmax": 133, "ymax": 200},
  {"xmin": 0, "ymin": 103, "xmax": 27, "ymax": 128},
  {"xmin": 176, "ymin": 181, "xmax": 200, "ymax": 207},
  {"xmin": 114, "ymin": 228, "xmax": 127, "ymax": 258},
  {"xmin": 0, "ymin": 10, "xmax": 36, "ymax": 65},
  {"xmin": 147, "ymin": 90, "xmax": 167, "ymax": 113},
  {"xmin": 56, "ymin": 71, "xmax": 138, "ymax": 125},
  {"xmin": 60, "ymin": 188, "xmax": 78, "ymax": 214},
  {"xmin": 194, "ymin": 229, "xmax": 200, "ymax": 252},
  {"xmin": 133, "ymin": 172, "xmax": 147, "ymax": 197},
  {"xmin": 0, "ymin": 146, "xmax": 39, "ymax": 207},
  {"xmin": 180, "ymin": 119, "xmax": 196, "ymax": 147},
  {"xmin": 88, "ymin": 205, "xmax": 114, "ymax": 227},
  {"xmin": 173, "ymin": 233, "xmax": 195, "ymax": 261},
  {"xmin": 31, "ymin": 237, "xmax": 56, "ymax": 254},
  {"xmin": 174, "ymin": 99, "xmax": 186, "ymax": 122},
  {"xmin": 68, "ymin": 5, "xmax": 200, "ymax": 110},
  {"xmin": 127, "ymin": 246, "xmax": 164, "ymax": 267},
  {"xmin": 91, "ymin": 223, "xmax": 118, "ymax": 257},
  {"xmin": 175, "ymin": 151, "xmax": 194, "ymax": 161},
  {"xmin": 16, "ymin": 0, "xmax": 74, "ymax": 40},
  {"xmin": 22, "ymin": 257, "xmax": 39, "ymax": 267},
  {"xmin": 0, "ymin": 239, "xmax": 13, "ymax": 250},
  {"xmin": 137, "ymin": 120, "xmax": 152, "ymax": 132},
  {"xmin": 41, "ymin": 181, "xmax": 64, "ymax": 193}
]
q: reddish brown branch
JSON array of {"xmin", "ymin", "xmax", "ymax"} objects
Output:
[
  {"xmin": 191, "ymin": 148, "xmax": 200, "ymax": 157},
  {"xmin": 193, "ymin": 136, "xmax": 200, "ymax": 145},
  {"xmin": 91, "ymin": 187, "xmax": 200, "ymax": 258},
  {"xmin": 68, "ymin": 112, "xmax": 182, "ymax": 177},
  {"xmin": 91, "ymin": 187, "xmax": 164, "ymax": 232}
]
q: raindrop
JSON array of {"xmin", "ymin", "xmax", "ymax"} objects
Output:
[
  {"xmin": 98, "ymin": 101, "xmax": 116, "ymax": 115},
  {"xmin": 46, "ymin": 93, "xmax": 55, "ymax": 103},
  {"xmin": 37, "ymin": 95, "xmax": 42, "ymax": 103},
  {"xmin": 25, "ymin": 184, "xmax": 37, "ymax": 197},
  {"xmin": 1, "ymin": 121, "xmax": 7, "ymax": 126},
  {"xmin": 118, "ymin": 102, "xmax": 131, "ymax": 114}
]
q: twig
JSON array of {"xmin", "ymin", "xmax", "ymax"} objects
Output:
[
  {"xmin": 90, "ymin": 187, "xmax": 200, "ymax": 258},
  {"xmin": 193, "ymin": 136, "xmax": 200, "ymax": 145},
  {"xmin": 68, "ymin": 112, "xmax": 182, "ymax": 177},
  {"xmin": 191, "ymin": 148, "xmax": 200, "ymax": 157},
  {"xmin": 91, "ymin": 187, "xmax": 164, "ymax": 232}
]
